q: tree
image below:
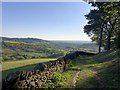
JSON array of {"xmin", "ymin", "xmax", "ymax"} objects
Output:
[
  {"xmin": 84, "ymin": 1, "xmax": 120, "ymax": 52},
  {"xmin": 84, "ymin": 6, "xmax": 106, "ymax": 53},
  {"xmin": 101, "ymin": 2, "xmax": 120, "ymax": 50}
]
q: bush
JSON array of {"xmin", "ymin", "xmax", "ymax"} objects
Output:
[
  {"xmin": 10, "ymin": 57, "xmax": 16, "ymax": 60},
  {"xmin": 3, "ymin": 56, "xmax": 10, "ymax": 61},
  {"xmin": 16, "ymin": 56, "xmax": 25, "ymax": 60},
  {"xmin": 43, "ymin": 73, "xmax": 67, "ymax": 88}
]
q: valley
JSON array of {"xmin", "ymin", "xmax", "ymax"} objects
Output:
[{"xmin": 1, "ymin": 37, "xmax": 98, "ymax": 61}]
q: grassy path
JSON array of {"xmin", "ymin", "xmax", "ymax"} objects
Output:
[
  {"xmin": 74, "ymin": 56, "xmax": 109, "ymax": 88},
  {"xmin": 65, "ymin": 50, "xmax": 120, "ymax": 88}
]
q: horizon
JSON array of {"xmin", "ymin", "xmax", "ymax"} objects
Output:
[
  {"xmin": 2, "ymin": 36, "xmax": 92, "ymax": 42},
  {"xmin": 2, "ymin": 2, "xmax": 92, "ymax": 41}
]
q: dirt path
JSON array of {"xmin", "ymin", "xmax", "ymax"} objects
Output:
[{"xmin": 72, "ymin": 71, "xmax": 80, "ymax": 87}]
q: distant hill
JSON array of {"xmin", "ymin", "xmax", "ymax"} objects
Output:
[
  {"xmin": 2, "ymin": 37, "xmax": 48, "ymax": 43},
  {"xmin": 50, "ymin": 40, "xmax": 98, "ymax": 50},
  {"xmin": 1, "ymin": 37, "xmax": 98, "ymax": 61},
  {"xmin": 1, "ymin": 37, "xmax": 66, "ymax": 61}
]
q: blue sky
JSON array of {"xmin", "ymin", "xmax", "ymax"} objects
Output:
[{"xmin": 2, "ymin": 2, "xmax": 92, "ymax": 41}]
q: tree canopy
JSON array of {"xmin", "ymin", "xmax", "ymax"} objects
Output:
[{"xmin": 84, "ymin": 1, "xmax": 120, "ymax": 52}]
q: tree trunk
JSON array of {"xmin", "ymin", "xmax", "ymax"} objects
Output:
[
  {"xmin": 116, "ymin": 30, "xmax": 120, "ymax": 49},
  {"xmin": 98, "ymin": 28, "xmax": 103, "ymax": 53},
  {"xmin": 107, "ymin": 32, "xmax": 111, "ymax": 50}
]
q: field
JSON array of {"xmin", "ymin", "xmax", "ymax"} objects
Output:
[{"xmin": 2, "ymin": 58, "xmax": 56, "ymax": 79}]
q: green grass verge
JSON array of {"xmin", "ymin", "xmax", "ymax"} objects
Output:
[
  {"xmin": 57, "ymin": 49, "xmax": 120, "ymax": 88},
  {"xmin": 2, "ymin": 58, "xmax": 56, "ymax": 79}
]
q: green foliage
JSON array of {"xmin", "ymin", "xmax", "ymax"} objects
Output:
[
  {"xmin": 16, "ymin": 56, "xmax": 25, "ymax": 60},
  {"xmin": 3, "ymin": 56, "xmax": 10, "ymax": 61},
  {"xmin": 42, "ymin": 73, "xmax": 67, "ymax": 88},
  {"xmin": 84, "ymin": 2, "xmax": 120, "ymax": 51}
]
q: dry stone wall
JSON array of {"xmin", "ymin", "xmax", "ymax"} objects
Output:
[{"xmin": 2, "ymin": 51, "xmax": 95, "ymax": 89}]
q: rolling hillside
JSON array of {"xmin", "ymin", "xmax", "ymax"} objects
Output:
[
  {"xmin": 1, "ymin": 37, "xmax": 98, "ymax": 61},
  {"xmin": 1, "ymin": 37, "xmax": 65, "ymax": 61}
]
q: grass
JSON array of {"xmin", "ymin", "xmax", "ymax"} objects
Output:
[
  {"xmin": 59, "ymin": 49, "xmax": 120, "ymax": 88},
  {"xmin": 76, "ymin": 50, "xmax": 120, "ymax": 88},
  {"xmin": 76, "ymin": 69, "xmax": 98, "ymax": 88},
  {"xmin": 62, "ymin": 70, "xmax": 78, "ymax": 87},
  {"xmin": 1, "ymin": 49, "xmax": 120, "ymax": 88},
  {"xmin": 2, "ymin": 58, "xmax": 56, "ymax": 79}
]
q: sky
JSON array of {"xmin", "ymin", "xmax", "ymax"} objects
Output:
[{"xmin": 2, "ymin": 2, "xmax": 92, "ymax": 41}]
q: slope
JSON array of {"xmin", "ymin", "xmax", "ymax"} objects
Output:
[
  {"xmin": 60, "ymin": 50, "xmax": 120, "ymax": 88},
  {"xmin": 1, "ymin": 37, "xmax": 67, "ymax": 61}
]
